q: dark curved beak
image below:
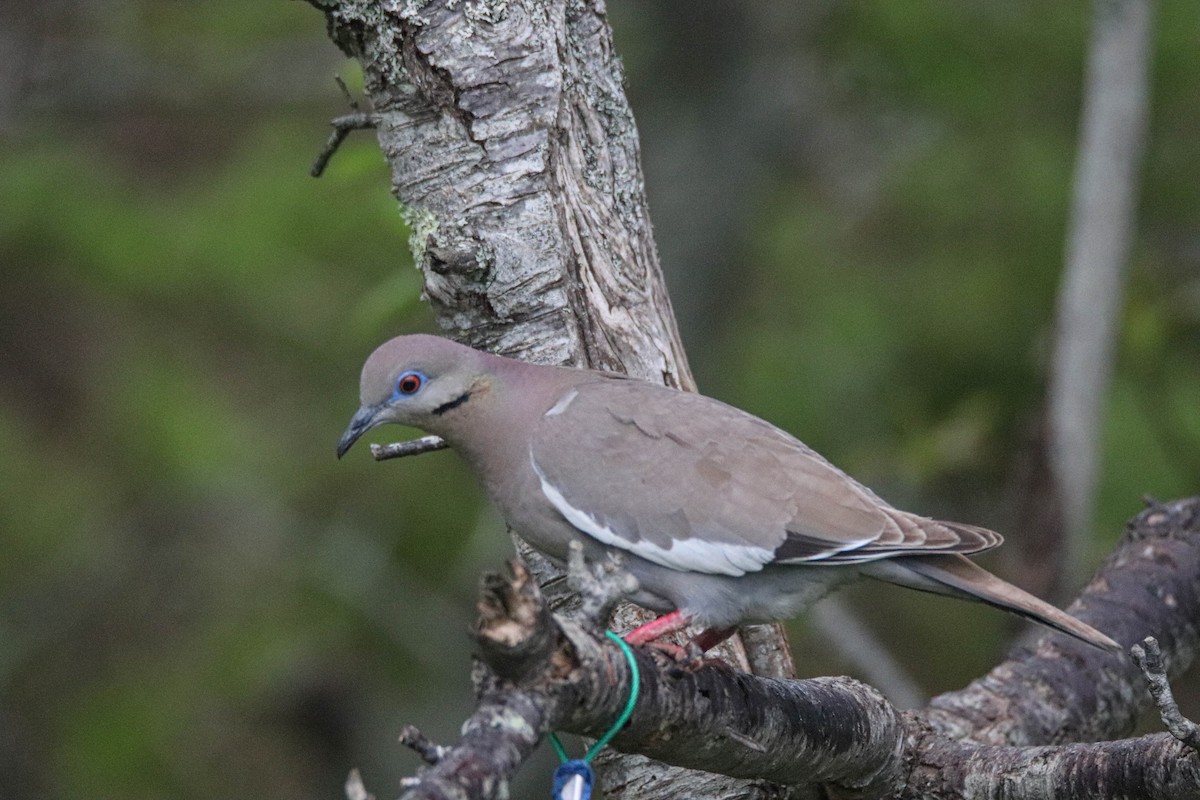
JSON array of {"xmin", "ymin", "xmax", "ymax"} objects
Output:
[{"xmin": 337, "ymin": 405, "xmax": 380, "ymax": 459}]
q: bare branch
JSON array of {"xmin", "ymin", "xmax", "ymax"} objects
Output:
[
  {"xmin": 400, "ymin": 724, "xmax": 451, "ymax": 766},
  {"xmin": 926, "ymin": 496, "xmax": 1200, "ymax": 747},
  {"xmin": 384, "ymin": 504, "xmax": 1200, "ymax": 799},
  {"xmin": 311, "ymin": 111, "xmax": 378, "ymax": 177},
  {"xmin": 466, "ymin": 557, "xmax": 906, "ymax": 796},
  {"xmin": 310, "ymin": 72, "xmax": 378, "ymax": 177},
  {"xmin": 370, "ymin": 436, "xmax": 448, "ymax": 461},
  {"xmin": 1132, "ymin": 636, "xmax": 1200, "ymax": 752}
]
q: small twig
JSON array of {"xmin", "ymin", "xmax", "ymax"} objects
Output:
[
  {"xmin": 371, "ymin": 436, "xmax": 449, "ymax": 461},
  {"xmin": 400, "ymin": 724, "xmax": 450, "ymax": 765},
  {"xmin": 566, "ymin": 540, "xmax": 639, "ymax": 626},
  {"xmin": 335, "ymin": 74, "xmax": 358, "ymax": 110},
  {"xmin": 311, "ymin": 112, "xmax": 378, "ymax": 177},
  {"xmin": 311, "ymin": 76, "xmax": 379, "ymax": 177},
  {"xmin": 344, "ymin": 769, "xmax": 375, "ymax": 800},
  {"xmin": 1131, "ymin": 636, "xmax": 1200, "ymax": 751}
]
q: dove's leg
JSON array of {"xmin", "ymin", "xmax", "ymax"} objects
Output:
[
  {"xmin": 623, "ymin": 611, "xmax": 691, "ymax": 646},
  {"xmin": 624, "ymin": 613, "xmax": 737, "ymax": 657}
]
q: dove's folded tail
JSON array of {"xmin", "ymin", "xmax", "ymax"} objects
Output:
[{"xmin": 865, "ymin": 553, "xmax": 1122, "ymax": 653}]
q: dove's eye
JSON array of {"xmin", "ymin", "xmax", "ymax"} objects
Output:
[{"xmin": 395, "ymin": 371, "xmax": 424, "ymax": 396}]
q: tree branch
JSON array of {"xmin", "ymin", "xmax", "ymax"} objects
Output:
[
  {"xmin": 925, "ymin": 496, "xmax": 1200, "ymax": 747},
  {"xmin": 1132, "ymin": 636, "xmax": 1200, "ymax": 752},
  {"xmin": 310, "ymin": 74, "xmax": 379, "ymax": 177},
  {"xmin": 385, "ymin": 498, "xmax": 1200, "ymax": 800},
  {"xmin": 370, "ymin": 435, "xmax": 447, "ymax": 461}
]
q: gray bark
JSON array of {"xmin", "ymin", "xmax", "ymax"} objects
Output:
[{"xmin": 313, "ymin": 0, "xmax": 689, "ymax": 382}]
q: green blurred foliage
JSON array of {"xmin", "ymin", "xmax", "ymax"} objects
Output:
[{"xmin": 1, "ymin": 2, "xmax": 1197, "ymax": 798}]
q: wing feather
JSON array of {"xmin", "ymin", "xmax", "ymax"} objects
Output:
[{"xmin": 530, "ymin": 378, "xmax": 1000, "ymax": 576}]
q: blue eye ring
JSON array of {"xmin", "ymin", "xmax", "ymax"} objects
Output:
[{"xmin": 394, "ymin": 370, "xmax": 427, "ymax": 398}]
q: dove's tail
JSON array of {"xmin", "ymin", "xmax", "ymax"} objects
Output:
[{"xmin": 864, "ymin": 553, "xmax": 1122, "ymax": 653}]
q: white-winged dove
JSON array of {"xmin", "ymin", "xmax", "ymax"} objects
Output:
[{"xmin": 338, "ymin": 334, "xmax": 1120, "ymax": 653}]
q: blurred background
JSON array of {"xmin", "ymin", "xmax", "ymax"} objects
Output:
[{"xmin": 2, "ymin": 2, "xmax": 1197, "ymax": 797}]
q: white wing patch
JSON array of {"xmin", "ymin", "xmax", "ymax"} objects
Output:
[
  {"xmin": 531, "ymin": 453, "xmax": 774, "ymax": 577},
  {"xmin": 544, "ymin": 387, "xmax": 579, "ymax": 417}
]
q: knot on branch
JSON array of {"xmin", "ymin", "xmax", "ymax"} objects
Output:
[
  {"xmin": 565, "ymin": 540, "xmax": 639, "ymax": 627},
  {"xmin": 474, "ymin": 559, "xmax": 562, "ymax": 683},
  {"xmin": 1131, "ymin": 496, "xmax": 1200, "ymax": 543},
  {"xmin": 400, "ymin": 724, "xmax": 451, "ymax": 766}
]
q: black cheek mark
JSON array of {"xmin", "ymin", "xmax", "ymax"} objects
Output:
[{"xmin": 432, "ymin": 392, "xmax": 471, "ymax": 416}]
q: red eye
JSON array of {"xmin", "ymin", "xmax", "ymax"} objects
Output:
[{"xmin": 397, "ymin": 373, "xmax": 423, "ymax": 395}]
